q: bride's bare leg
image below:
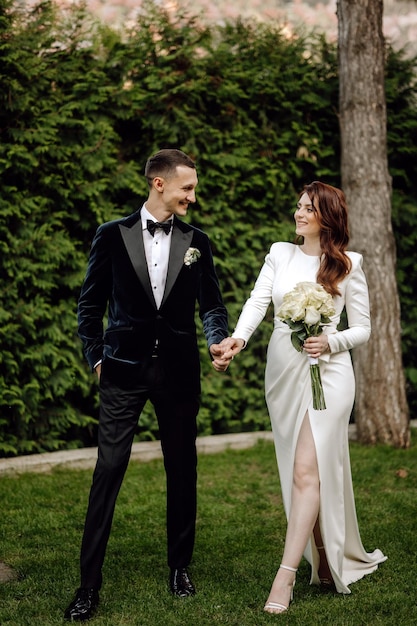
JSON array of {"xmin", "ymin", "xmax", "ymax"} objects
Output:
[{"xmin": 264, "ymin": 413, "xmax": 320, "ymax": 614}]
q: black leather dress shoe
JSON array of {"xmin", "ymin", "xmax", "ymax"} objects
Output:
[
  {"xmin": 64, "ymin": 587, "xmax": 99, "ymax": 621},
  {"xmin": 169, "ymin": 567, "xmax": 196, "ymax": 597}
]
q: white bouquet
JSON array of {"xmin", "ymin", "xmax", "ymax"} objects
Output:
[{"xmin": 277, "ymin": 282, "xmax": 335, "ymax": 410}]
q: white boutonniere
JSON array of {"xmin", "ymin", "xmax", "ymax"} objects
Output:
[{"xmin": 184, "ymin": 247, "xmax": 201, "ymax": 266}]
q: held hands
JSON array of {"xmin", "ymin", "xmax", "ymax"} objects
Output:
[{"xmin": 210, "ymin": 337, "xmax": 245, "ymax": 372}]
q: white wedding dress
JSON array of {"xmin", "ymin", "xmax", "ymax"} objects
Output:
[{"xmin": 233, "ymin": 242, "xmax": 386, "ymax": 593}]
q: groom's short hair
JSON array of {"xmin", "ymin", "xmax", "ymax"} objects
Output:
[{"xmin": 145, "ymin": 149, "xmax": 196, "ymax": 185}]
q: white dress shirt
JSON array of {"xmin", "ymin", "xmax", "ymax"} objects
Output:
[{"xmin": 141, "ymin": 204, "xmax": 172, "ymax": 309}]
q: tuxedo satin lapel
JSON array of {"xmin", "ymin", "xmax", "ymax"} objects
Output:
[
  {"xmin": 119, "ymin": 221, "xmax": 156, "ymax": 307},
  {"xmin": 162, "ymin": 225, "xmax": 193, "ymax": 306}
]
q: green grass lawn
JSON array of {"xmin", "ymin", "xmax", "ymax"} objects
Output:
[{"xmin": 0, "ymin": 431, "xmax": 416, "ymax": 625}]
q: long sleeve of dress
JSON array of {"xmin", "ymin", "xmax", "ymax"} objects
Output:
[
  {"xmin": 231, "ymin": 252, "xmax": 274, "ymax": 343},
  {"xmin": 327, "ymin": 254, "xmax": 371, "ymax": 354}
]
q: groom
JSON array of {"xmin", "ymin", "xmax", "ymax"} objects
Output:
[{"xmin": 64, "ymin": 149, "xmax": 230, "ymax": 621}]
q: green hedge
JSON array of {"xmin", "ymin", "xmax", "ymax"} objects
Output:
[{"xmin": 0, "ymin": 0, "xmax": 416, "ymax": 455}]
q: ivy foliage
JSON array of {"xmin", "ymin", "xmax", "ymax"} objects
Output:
[
  {"xmin": 0, "ymin": 0, "xmax": 416, "ymax": 456},
  {"xmin": 0, "ymin": 0, "xmax": 129, "ymax": 454}
]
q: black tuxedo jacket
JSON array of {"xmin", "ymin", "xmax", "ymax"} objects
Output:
[{"xmin": 78, "ymin": 209, "xmax": 228, "ymax": 393}]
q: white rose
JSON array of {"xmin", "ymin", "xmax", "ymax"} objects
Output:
[
  {"xmin": 278, "ymin": 292, "xmax": 306, "ymax": 321},
  {"xmin": 304, "ymin": 305, "xmax": 322, "ymax": 325}
]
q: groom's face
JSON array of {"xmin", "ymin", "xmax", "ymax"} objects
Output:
[{"xmin": 161, "ymin": 166, "xmax": 198, "ymax": 217}]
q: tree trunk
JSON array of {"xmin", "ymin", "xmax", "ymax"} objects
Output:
[{"xmin": 337, "ymin": 0, "xmax": 409, "ymax": 447}]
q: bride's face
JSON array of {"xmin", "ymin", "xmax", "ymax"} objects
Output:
[{"xmin": 294, "ymin": 192, "xmax": 321, "ymax": 239}]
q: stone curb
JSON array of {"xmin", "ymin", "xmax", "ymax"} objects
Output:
[
  {"xmin": 1, "ymin": 422, "xmax": 414, "ymax": 476},
  {"xmin": 0, "ymin": 431, "xmax": 274, "ymax": 475}
]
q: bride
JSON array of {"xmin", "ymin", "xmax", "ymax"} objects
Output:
[{"xmin": 216, "ymin": 181, "xmax": 387, "ymax": 614}]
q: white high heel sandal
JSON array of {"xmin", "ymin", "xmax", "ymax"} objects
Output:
[{"xmin": 264, "ymin": 564, "xmax": 298, "ymax": 614}]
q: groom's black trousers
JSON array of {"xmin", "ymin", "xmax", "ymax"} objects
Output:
[{"xmin": 79, "ymin": 355, "xmax": 199, "ymax": 590}]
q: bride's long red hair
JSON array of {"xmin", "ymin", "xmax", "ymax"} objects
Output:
[{"xmin": 297, "ymin": 181, "xmax": 352, "ymax": 296}]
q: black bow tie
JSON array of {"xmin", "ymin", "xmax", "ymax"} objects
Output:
[{"xmin": 147, "ymin": 219, "xmax": 172, "ymax": 236}]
